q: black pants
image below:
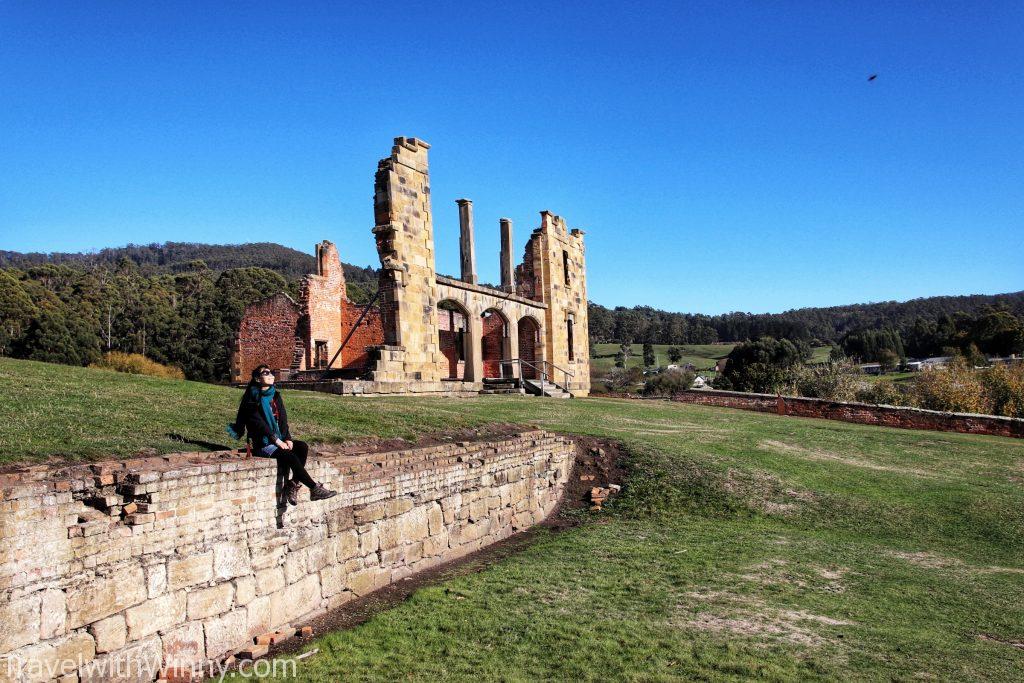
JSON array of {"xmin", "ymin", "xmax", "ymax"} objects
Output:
[{"xmin": 275, "ymin": 440, "xmax": 317, "ymax": 489}]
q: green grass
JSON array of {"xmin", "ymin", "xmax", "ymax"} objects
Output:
[
  {"xmin": 592, "ymin": 342, "xmax": 831, "ymax": 373},
  {"xmin": 4, "ymin": 357, "xmax": 1024, "ymax": 680}
]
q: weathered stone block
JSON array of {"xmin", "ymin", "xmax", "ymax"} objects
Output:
[
  {"xmin": 161, "ymin": 622, "xmax": 205, "ymax": 667},
  {"xmin": 255, "ymin": 567, "xmax": 285, "ymax": 596},
  {"xmin": 234, "ymin": 575, "xmax": 257, "ymax": 606},
  {"xmin": 66, "ymin": 565, "xmax": 147, "ymax": 628},
  {"xmin": 0, "ymin": 593, "xmax": 40, "ymax": 652},
  {"xmin": 145, "ymin": 561, "xmax": 166, "ymax": 599},
  {"xmin": 245, "ymin": 595, "xmax": 271, "ymax": 640},
  {"xmin": 88, "ymin": 614, "xmax": 126, "ymax": 653},
  {"xmin": 78, "ymin": 634, "xmax": 160, "ymax": 683},
  {"xmin": 167, "ymin": 552, "xmax": 213, "ymax": 591},
  {"xmin": 269, "ymin": 574, "xmax": 320, "ymax": 627},
  {"xmin": 203, "ymin": 608, "xmax": 247, "ymax": 659},
  {"xmin": 124, "ymin": 590, "xmax": 186, "ymax": 640},
  {"xmin": 39, "ymin": 589, "xmax": 66, "ymax": 639},
  {"xmin": 14, "ymin": 631, "xmax": 95, "ymax": 683},
  {"xmin": 213, "ymin": 541, "xmax": 250, "ymax": 581},
  {"xmin": 186, "ymin": 583, "xmax": 233, "ymax": 620}
]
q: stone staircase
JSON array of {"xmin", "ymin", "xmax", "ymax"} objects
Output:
[
  {"xmin": 480, "ymin": 377, "xmax": 524, "ymax": 395},
  {"xmin": 289, "ymin": 340, "xmax": 304, "ymax": 370},
  {"xmin": 523, "ymin": 378, "xmax": 572, "ymax": 399}
]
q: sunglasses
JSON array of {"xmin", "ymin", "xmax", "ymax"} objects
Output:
[{"xmin": 259, "ymin": 370, "xmax": 275, "ymax": 377}]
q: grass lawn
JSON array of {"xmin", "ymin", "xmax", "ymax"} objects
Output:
[
  {"xmin": 591, "ymin": 343, "xmax": 735, "ymax": 374},
  {"xmin": 4, "ymin": 357, "xmax": 1024, "ymax": 680}
]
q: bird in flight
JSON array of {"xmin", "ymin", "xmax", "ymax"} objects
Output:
[{"xmin": 868, "ymin": 74, "xmax": 878, "ymax": 81}]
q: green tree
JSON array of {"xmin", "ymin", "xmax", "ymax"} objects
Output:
[
  {"xmin": 714, "ymin": 337, "xmax": 804, "ymax": 393},
  {"xmin": 0, "ymin": 270, "xmax": 36, "ymax": 355},
  {"xmin": 667, "ymin": 346, "xmax": 683, "ymax": 364},
  {"xmin": 642, "ymin": 343, "xmax": 656, "ymax": 367}
]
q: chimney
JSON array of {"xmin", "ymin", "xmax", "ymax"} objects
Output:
[
  {"xmin": 499, "ymin": 218, "xmax": 514, "ymax": 292},
  {"xmin": 456, "ymin": 199, "xmax": 477, "ymax": 284}
]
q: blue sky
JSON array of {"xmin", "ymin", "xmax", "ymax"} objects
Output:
[{"xmin": 1, "ymin": 1, "xmax": 1021, "ymax": 314}]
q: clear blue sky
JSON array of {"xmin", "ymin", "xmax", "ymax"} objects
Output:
[{"xmin": 1, "ymin": 1, "xmax": 1021, "ymax": 314}]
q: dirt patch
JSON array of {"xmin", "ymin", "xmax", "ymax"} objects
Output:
[
  {"xmin": 207, "ymin": 435, "xmax": 626, "ymax": 678},
  {"xmin": 886, "ymin": 550, "xmax": 1024, "ymax": 575},
  {"xmin": 886, "ymin": 550, "xmax": 964, "ymax": 570},
  {"xmin": 758, "ymin": 440, "xmax": 934, "ymax": 478},
  {"xmin": 674, "ymin": 593, "xmax": 852, "ymax": 647},
  {"xmin": 977, "ymin": 634, "xmax": 1024, "ymax": 650}
]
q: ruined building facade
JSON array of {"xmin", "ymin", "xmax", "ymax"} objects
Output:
[{"xmin": 231, "ymin": 137, "xmax": 590, "ymax": 396}]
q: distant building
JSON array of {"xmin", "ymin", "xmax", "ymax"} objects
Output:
[
  {"xmin": 921, "ymin": 356, "xmax": 952, "ymax": 370},
  {"xmin": 860, "ymin": 363, "xmax": 883, "ymax": 375}
]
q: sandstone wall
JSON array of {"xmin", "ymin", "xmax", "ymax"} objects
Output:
[
  {"xmin": 671, "ymin": 389, "xmax": 1024, "ymax": 438},
  {"xmin": 0, "ymin": 431, "xmax": 574, "ymax": 681}
]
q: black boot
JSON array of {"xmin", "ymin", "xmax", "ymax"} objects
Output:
[
  {"xmin": 309, "ymin": 484, "xmax": 338, "ymax": 501},
  {"xmin": 282, "ymin": 480, "xmax": 300, "ymax": 506}
]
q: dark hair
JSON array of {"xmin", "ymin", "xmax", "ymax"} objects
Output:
[{"xmin": 250, "ymin": 364, "xmax": 272, "ymax": 385}]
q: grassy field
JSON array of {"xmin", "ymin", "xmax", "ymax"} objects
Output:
[
  {"xmin": 591, "ymin": 343, "xmax": 735, "ymax": 374},
  {"xmin": 3, "ymin": 357, "xmax": 1024, "ymax": 680},
  {"xmin": 592, "ymin": 343, "xmax": 832, "ymax": 373}
]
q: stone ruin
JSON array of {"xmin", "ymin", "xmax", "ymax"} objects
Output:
[{"xmin": 231, "ymin": 137, "xmax": 591, "ymax": 397}]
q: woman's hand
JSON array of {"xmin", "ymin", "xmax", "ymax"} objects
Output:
[
  {"xmin": 285, "ymin": 440, "xmax": 294, "ymax": 450},
  {"xmin": 275, "ymin": 438, "xmax": 290, "ymax": 450}
]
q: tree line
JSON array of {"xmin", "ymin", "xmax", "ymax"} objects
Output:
[
  {"xmin": 2, "ymin": 242, "xmax": 1022, "ymax": 382},
  {"xmin": 589, "ymin": 293, "xmax": 1024, "ymax": 361}
]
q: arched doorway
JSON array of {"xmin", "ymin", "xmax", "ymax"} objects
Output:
[
  {"xmin": 481, "ymin": 308, "xmax": 508, "ymax": 378},
  {"xmin": 438, "ymin": 301, "xmax": 469, "ymax": 380},
  {"xmin": 518, "ymin": 316, "xmax": 541, "ymax": 379}
]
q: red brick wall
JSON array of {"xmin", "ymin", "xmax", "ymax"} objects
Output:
[
  {"xmin": 518, "ymin": 317, "xmax": 539, "ymax": 379},
  {"xmin": 338, "ymin": 300, "xmax": 384, "ymax": 369},
  {"xmin": 234, "ymin": 294, "xmax": 302, "ymax": 381},
  {"xmin": 670, "ymin": 390, "xmax": 1024, "ymax": 439},
  {"xmin": 438, "ymin": 308, "xmax": 467, "ymax": 379},
  {"xmin": 481, "ymin": 312, "xmax": 505, "ymax": 378}
]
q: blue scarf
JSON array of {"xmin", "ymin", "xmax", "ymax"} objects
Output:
[{"xmin": 256, "ymin": 384, "xmax": 282, "ymax": 445}]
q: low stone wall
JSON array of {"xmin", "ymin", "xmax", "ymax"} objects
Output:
[
  {"xmin": 670, "ymin": 389, "xmax": 1024, "ymax": 438},
  {"xmin": 0, "ymin": 430, "xmax": 574, "ymax": 681}
]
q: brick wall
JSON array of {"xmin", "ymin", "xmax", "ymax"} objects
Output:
[
  {"xmin": 438, "ymin": 308, "xmax": 467, "ymax": 380},
  {"xmin": 0, "ymin": 431, "xmax": 574, "ymax": 680},
  {"xmin": 232, "ymin": 294, "xmax": 302, "ymax": 382},
  {"xmin": 338, "ymin": 300, "xmax": 384, "ymax": 370},
  {"xmin": 481, "ymin": 312, "xmax": 505, "ymax": 378},
  {"xmin": 670, "ymin": 390, "xmax": 1024, "ymax": 438}
]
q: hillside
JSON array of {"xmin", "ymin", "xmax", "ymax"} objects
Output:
[
  {"xmin": 0, "ymin": 241, "xmax": 379, "ymax": 287},
  {"xmin": 1, "ymin": 357, "xmax": 1022, "ymax": 680},
  {"xmin": 590, "ymin": 291, "xmax": 1024, "ymax": 346}
]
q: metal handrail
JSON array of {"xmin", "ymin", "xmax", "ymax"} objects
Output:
[
  {"xmin": 498, "ymin": 358, "xmax": 574, "ymax": 395},
  {"xmin": 320, "ymin": 289, "xmax": 381, "ymax": 378}
]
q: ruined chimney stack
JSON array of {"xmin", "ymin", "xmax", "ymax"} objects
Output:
[
  {"xmin": 499, "ymin": 218, "xmax": 514, "ymax": 292},
  {"xmin": 456, "ymin": 199, "xmax": 477, "ymax": 284}
]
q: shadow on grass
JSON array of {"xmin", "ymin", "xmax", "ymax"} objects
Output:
[{"xmin": 166, "ymin": 433, "xmax": 232, "ymax": 451}]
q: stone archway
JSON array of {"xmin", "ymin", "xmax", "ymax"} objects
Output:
[
  {"xmin": 518, "ymin": 316, "xmax": 541, "ymax": 379},
  {"xmin": 438, "ymin": 300, "xmax": 470, "ymax": 380},
  {"xmin": 481, "ymin": 308, "xmax": 509, "ymax": 378}
]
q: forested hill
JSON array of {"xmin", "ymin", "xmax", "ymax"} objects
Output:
[
  {"xmin": 589, "ymin": 292, "xmax": 1024, "ymax": 346},
  {"xmin": 0, "ymin": 242, "xmax": 378, "ymax": 287},
  {"xmin": 2, "ymin": 241, "xmax": 1021, "ymax": 380}
]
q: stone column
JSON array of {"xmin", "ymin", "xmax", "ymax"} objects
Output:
[
  {"xmin": 456, "ymin": 199, "xmax": 477, "ymax": 285},
  {"xmin": 499, "ymin": 218, "xmax": 514, "ymax": 292},
  {"xmin": 466, "ymin": 309, "xmax": 483, "ymax": 383}
]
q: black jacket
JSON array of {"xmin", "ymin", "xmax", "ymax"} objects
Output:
[{"xmin": 233, "ymin": 387, "xmax": 292, "ymax": 446}]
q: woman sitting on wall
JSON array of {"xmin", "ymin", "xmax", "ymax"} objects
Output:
[{"xmin": 226, "ymin": 364, "xmax": 337, "ymax": 504}]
